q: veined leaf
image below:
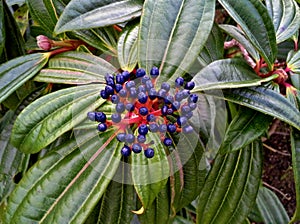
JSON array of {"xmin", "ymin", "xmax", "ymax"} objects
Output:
[
  {"xmin": 0, "ymin": 1, "xmax": 5, "ymax": 58},
  {"xmin": 256, "ymin": 186, "xmax": 290, "ymax": 224},
  {"xmin": 197, "ymin": 141, "xmax": 263, "ymax": 223},
  {"xmin": 138, "ymin": 0, "xmax": 215, "ymax": 84},
  {"xmin": 0, "ymin": 53, "xmax": 50, "ymax": 104},
  {"xmin": 54, "ymin": 0, "xmax": 144, "ymax": 34},
  {"xmin": 192, "ymin": 58, "xmax": 278, "ymax": 92},
  {"xmin": 5, "ymin": 129, "xmax": 122, "ymax": 223},
  {"xmin": 218, "ymin": 0, "xmax": 277, "ymax": 70},
  {"xmin": 266, "ymin": 0, "xmax": 300, "ymax": 43},
  {"xmin": 11, "ymin": 84, "xmax": 105, "ymax": 153},
  {"xmin": 118, "ymin": 21, "xmax": 139, "ymax": 72},
  {"xmin": 219, "ymin": 24, "xmax": 260, "ymax": 63},
  {"xmin": 287, "ymin": 50, "xmax": 300, "ymax": 74},
  {"xmin": 198, "ymin": 86, "xmax": 300, "ymax": 131},
  {"xmin": 131, "ymin": 132, "xmax": 169, "ymax": 210},
  {"xmin": 219, "ymin": 107, "xmax": 273, "ymax": 154},
  {"xmin": 35, "ymin": 52, "xmax": 117, "ymax": 84}
]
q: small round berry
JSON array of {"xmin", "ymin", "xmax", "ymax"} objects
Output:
[
  {"xmin": 100, "ymin": 89, "xmax": 109, "ymax": 99},
  {"xmin": 175, "ymin": 77, "xmax": 184, "ymax": 87},
  {"xmin": 95, "ymin": 112, "xmax": 107, "ymax": 122},
  {"xmin": 137, "ymin": 134, "xmax": 146, "ymax": 143},
  {"xmin": 150, "ymin": 67, "xmax": 159, "ymax": 78},
  {"xmin": 175, "ymin": 91, "xmax": 183, "ymax": 101},
  {"xmin": 105, "ymin": 85, "xmax": 114, "ymax": 95},
  {"xmin": 159, "ymin": 124, "xmax": 167, "ymax": 133},
  {"xmin": 147, "ymin": 114, "xmax": 156, "ymax": 122},
  {"xmin": 167, "ymin": 124, "xmax": 177, "ymax": 133},
  {"xmin": 144, "ymin": 148, "xmax": 155, "ymax": 158},
  {"xmin": 116, "ymin": 102, "xmax": 125, "ymax": 113},
  {"xmin": 105, "ymin": 74, "xmax": 114, "ymax": 81},
  {"xmin": 121, "ymin": 145, "xmax": 131, "ymax": 156},
  {"xmin": 185, "ymin": 81, "xmax": 195, "ymax": 90},
  {"xmin": 122, "ymin": 71, "xmax": 130, "ymax": 81},
  {"xmin": 139, "ymin": 107, "xmax": 148, "ymax": 116},
  {"xmin": 186, "ymin": 111, "xmax": 193, "ymax": 119},
  {"xmin": 158, "ymin": 89, "xmax": 167, "ymax": 99},
  {"xmin": 145, "ymin": 80, "xmax": 154, "ymax": 90},
  {"xmin": 138, "ymin": 124, "xmax": 149, "ymax": 135},
  {"xmin": 106, "ymin": 77, "xmax": 115, "ymax": 87},
  {"xmin": 161, "ymin": 105, "xmax": 168, "ymax": 116},
  {"xmin": 116, "ymin": 73, "xmax": 125, "ymax": 84},
  {"xmin": 189, "ymin": 103, "xmax": 197, "ymax": 111},
  {"xmin": 149, "ymin": 123, "xmax": 159, "ymax": 132},
  {"xmin": 138, "ymin": 85, "xmax": 146, "ymax": 93},
  {"xmin": 163, "ymin": 138, "xmax": 173, "ymax": 146},
  {"xmin": 181, "ymin": 105, "xmax": 191, "ymax": 114},
  {"xmin": 188, "ymin": 94, "xmax": 198, "ymax": 103},
  {"xmin": 138, "ymin": 92, "xmax": 148, "ymax": 104},
  {"xmin": 177, "ymin": 116, "xmax": 188, "ymax": 126},
  {"xmin": 125, "ymin": 81, "xmax": 135, "ymax": 90},
  {"xmin": 148, "ymin": 88, "xmax": 157, "ymax": 100},
  {"xmin": 129, "ymin": 87, "xmax": 138, "ymax": 98},
  {"xmin": 111, "ymin": 113, "xmax": 121, "ymax": 123},
  {"xmin": 115, "ymin": 84, "xmax": 123, "ymax": 93},
  {"xmin": 172, "ymin": 101, "xmax": 181, "ymax": 111},
  {"xmin": 125, "ymin": 103, "xmax": 135, "ymax": 112},
  {"xmin": 119, "ymin": 90, "xmax": 128, "ymax": 98},
  {"xmin": 142, "ymin": 75, "xmax": 150, "ymax": 84},
  {"xmin": 87, "ymin": 112, "xmax": 96, "ymax": 121},
  {"xmin": 132, "ymin": 143, "xmax": 142, "ymax": 153},
  {"xmin": 167, "ymin": 108, "xmax": 174, "ymax": 115},
  {"xmin": 181, "ymin": 90, "xmax": 190, "ymax": 99},
  {"xmin": 136, "ymin": 68, "xmax": 146, "ymax": 77},
  {"xmin": 182, "ymin": 125, "xmax": 194, "ymax": 134},
  {"xmin": 117, "ymin": 133, "xmax": 126, "ymax": 142},
  {"xmin": 111, "ymin": 94, "xmax": 120, "ymax": 104},
  {"xmin": 125, "ymin": 134, "xmax": 135, "ymax": 144},
  {"xmin": 161, "ymin": 82, "xmax": 170, "ymax": 92},
  {"xmin": 165, "ymin": 95, "xmax": 174, "ymax": 105},
  {"xmin": 97, "ymin": 123, "xmax": 107, "ymax": 132}
]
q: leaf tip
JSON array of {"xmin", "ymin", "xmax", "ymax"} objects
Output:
[{"xmin": 131, "ymin": 206, "xmax": 145, "ymax": 215}]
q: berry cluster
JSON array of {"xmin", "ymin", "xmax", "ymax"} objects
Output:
[{"xmin": 87, "ymin": 67, "xmax": 198, "ymax": 158}]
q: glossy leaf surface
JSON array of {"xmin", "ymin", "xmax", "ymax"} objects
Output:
[
  {"xmin": 55, "ymin": 0, "xmax": 143, "ymax": 34},
  {"xmin": 138, "ymin": 0, "xmax": 215, "ymax": 83},
  {"xmin": 11, "ymin": 84, "xmax": 105, "ymax": 153},
  {"xmin": 197, "ymin": 141, "xmax": 262, "ymax": 223},
  {"xmin": 218, "ymin": 0, "xmax": 277, "ymax": 70}
]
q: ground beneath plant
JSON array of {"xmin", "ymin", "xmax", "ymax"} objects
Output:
[{"xmin": 262, "ymin": 119, "xmax": 298, "ymax": 223}]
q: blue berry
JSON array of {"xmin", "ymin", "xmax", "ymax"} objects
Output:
[
  {"xmin": 182, "ymin": 125, "xmax": 194, "ymax": 134},
  {"xmin": 115, "ymin": 84, "xmax": 123, "ymax": 93},
  {"xmin": 148, "ymin": 88, "xmax": 157, "ymax": 100},
  {"xmin": 138, "ymin": 85, "xmax": 146, "ymax": 93},
  {"xmin": 105, "ymin": 85, "xmax": 114, "ymax": 95},
  {"xmin": 116, "ymin": 73, "xmax": 125, "ymax": 84},
  {"xmin": 186, "ymin": 111, "xmax": 193, "ymax": 119},
  {"xmin": 95, "ymin": 112, "xmax": 106, "ymax": 122},
  {"xmin": 189, "ymin": 103, "xmax": 197, "ymax": 111},
  {"xmin": 146, "ymin": 114, "xmax": 156, "ymax": 122},
  {"xmin": 139, "ymin": 107, "xmax": 148, "ymax": 116},
  {"xmin": 125, "ymin": 80, "xmax": 135, "ymax": 90},
  {"xmin": 188, "ymin": 94, "xmax": 198, "ymax": 103},
  {"xmin": 137, "ymin": 134, "xmax": 146, "ymax": 143},
  {"xmin": 106, "ymin": 77, "xmax": 115, "ymax": 87},
  {"xmin": 100, "ymin": 90, "xmax": 109, "ymax": 99},
  {"xmin": 167, "ymin": 124, "xmax": 177, "ymax": 133},
  {"xmin": 159, "ymin": 124, "xmax": 167, "ymax": 133},
  {"xmin": 149, "ymin": 123, "xmax": 159, "ymax": 132},
  {"xmin": 129, "ymin": 87, "xmax": 138, "ymax": 98},
  {"xmin": 161, "ymin": 105, "xmax": 168, "ymax": 116},
  {"xmin": 132, "ymin": 143, "xmax": 142, "ymax": 153},
  {"xmin": 161, "ymin": 82, "xmax": 170, "ymax": 92},
  {"xmin": 181, "ymin": 90, "xmax": 190, "ymax": 99},
  {"xmin": 121, "ymin": 145, "xmax": 131, "ymax": 156},
  {"xmin": 142, "ymin": 75, "xmax": 150, "ymax": 84},
  {"xmin": 181, "ymin": 105, "xmax": 191, "ymax": 114},
  {"xmin": 185, "ymin": 81, "xmax": 195, "ymax": 90},
  {"xmin": 165, "ymin": 95, "xmax": 174, "ymax": 105},
  {"xmin": 177, "ymin": 116, "xmax": 187, "ymax": 126},
  {"xmin": 158, "ymin": 89, "xmax": 167, "ymax": 99},
  {"xmin": 125, "ymin": 134, "xmax": 135, "ymax": 143},
  {"xmin": 175, "ymin": 77, "xmax": 184, "ymax": 87},
  {"xmin": 116, "ymin": 102, "xmax": 125, "ymax": 113},
  {"xmin": 118, "ymin": 89, "xmax": 127, "ymax": 97},
  {"xmin": 136, "ymin": 68, "xmax": 146, "ymax": 77},
  {"xmin": 144, "ymin": 148, "xmax": 155, "ymax": 158},
  {"xmin": 122, "ymin": 71, "xmax": 130, "ymax": 81},
  {"xmin": 175, "ymin": 92, "xmax": 183, "ymax": 101},
  {"xmin": 105, "ymin": 74, "xmax": 114, "ymax": 81},
  {"xmin": 111, "ymin": 94, "xmax": 120, "ymax": 104},
  {"xmin": 163, "ymin": 138, "xmax": 173, "ymax": 146},
  {"xmin": 97, "ymin": 123, "xmax": 107, "ymax": 132},
  {"xmin": 145, "ymin": 80, "xmax": 154, "ymax": 90},
  {"xmin": 125, "ymin": 103, "xmax": 135, "ymax": 112},
  {"xmin": 87, "ymin": 112, "xmax": 96, "ymax": 121},
  {"xmin": 111, "ymin": 113, "xmax": 121, "ymax": 123},
  {"xmin": 150, "ymin": 67, "xmax": 159, "ymax": 78},
  {"xmin": 138, "ymin": 124, "xmax": 148, "ymax": 135},
  {"xmin": 172, "ymin": 101, "xmax": 181, "ymax": 110},
  {"xmin": 117, "ymin": 133, "xmax": 126, "ymax": 142},
  {"xmin": 138, "ymin": 92, "xmax": 148, "ymax": 104},
  {"xmin": 167, "ymin": 108, "xmax": 174, "ymax": 115}
]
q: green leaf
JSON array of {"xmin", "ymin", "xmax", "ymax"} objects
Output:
[
  {"xmin": 0, "ymin": 53, "xmax": 49, "ymax": 104},
  {"xmin": 192, "ymin": 58, "xmax": 278, "ymax": 92},
  {"xmin": 14, "ymin": 4, "xmax": 29, "ymax": 36},
  {"xmin": 266, "ymin": 0, "xmax": 300, "ymax": 43},
  {"xmin": 287, "ymin": 50, "xmax": 300, "ymax": 74},
  {"xmin": 131, "ymin": 132, "xmax": 169, "ymax": 210},
  {"xmin": 5, "ymin": 129, "xmax": 122, "ymax": 223},
  {"xmin": 11, "ymin": 84, "xmax": 105, "ymax": 153},
  {"xmin": 219, "ymin": 24, "xmax": 260, "ymax": 62},
  {"xmin": 117, "ymin": 21, "xmax": 139, "ymax": 72},
  {"xmin": 200, "ymin": 86, "xmax": 300, "ymax": 130},
  {"xmin": 26, "ymin": 0, "xmax": 65, "ymax": 34},
  {"xmin": 197, "ymin": 141, "xmax": 263, "ymax": 223},
  {"xmin": 218, "ymin": 0, "xmax": 277, "ymax": 70},
  {"xmin": 256, "ymin": 186, "xmax": 290, "ymax": 224},
  {"xmin": 138, "ymin": 0, "xmax": 215, "ymax": 83},
  {"xmin": 35, "ymin": 52, "xmax": 117, "ymax": 84},
  {"xmin": 0, "ymin": 1, "xmax": 5, "ymax": 58},
  {"xmin": 291, "ymin": 73, "xmax": 300, "ymax": 90},
  {"xmin": 54, "ymin": 0, "xmax": 144, "ymax": 34},
  {"xmin": 219, "ymin": 107, "xmax": 273, "ymax": 154}
]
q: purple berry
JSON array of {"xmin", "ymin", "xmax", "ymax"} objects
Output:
[
  {"xmin": 95, "ymin": 112, "xmax": 106, "ymax": 122},
  {"xmin": 121, "ymin": 145, "xmax": 131, "ymax": 156},
  {"xmin": 150, "ymin": 67, "xmax": 159, "ymax": 78},
  {"xmin": 144, "ymin": 148, "xmax": 155, "ymax": 158},
  {"xmin": 87, "ymin": 112, "xmax": 96, "ymax": 121},
  {"xmin": 175, "ymin": 77, "xmax": 184, "ymax": 87},
  {"xmin": 138, "ymin": 92, "xmax": 148, "ymax": 104},
  {"xmin": 159, "ymin": 124, "xmax": 167, "ymax": 133},
  {"xmin": 129, "ymin": 87, "xmax": 138, "ymax": 98},
  {"xmin": 148, "ymin": 88, "xmax": 157, "ymax": 100},
  {"xmin": 125, "ymin": 103, "xmax": 135, "ymax": 112},
  {"xmin": 146, "ymin": 114, "xmax": 156, "ymax": 122},
  {"xmin": 158, "ymin": 89, "xmax": 167, "ymax": 99},
  {"xmin": 142, "ymin": 75, "xmax": 150, "ymax": 84},
  {"xmin": 136, "ymin": 68, "xmax": 146, "ymax": 77},
  {"xmin": 118, "ymin": 89, "xmax": 127, "ymax": 97},
  {"xmin": 122, "ymin": 71, "xmax": 130, "ymax": 81},
  {"xmin": 138, "ymin": 85, "xmax": 146, "ymax": 93},
  {"xmin": 167, "ymin": 108, "xmax": 174, "ymax": 115},
  {"xmin": 125, "ymin": 134, "xmax": 135, "ymax": 143},
  {"xmin": 117, "ymin": 133, "xmax": 126, "ymax": 142},
  {"xmin": 132, "ymin": 143, "xmax": 142, "ymax": 153},
  {"xmin": 182, "ymin": 125, "xmax": 194, "ymax": 134},
  {"xmin": 111, "ymin": 113, "xmax": 121, "ymax": 123},
  {"xmin": 138, "ymin": 124, "xmax": 149, "ymax": 135},
  {"xmin": 172, "ymin": 101, "xmax": 181, "ymax": 110},
  {"xmin": 100, "ymin": 89, "xmax": 109, "ymax": 99},
  {"xmin": 185, "ymin": 81, "xmax": 195, "ymax": 90},
  {"xmin": 97, "ymin": 123, "xmax": 107, "ymax": 132},
  {"xmin": 116, "ymin": 102, "xmax": 125, "ymax": 113},
  {"xmin": 116, "ymin": 73, "xmax": 125, "ymax": 84},
  {"xmin": 105, "ymin": 85, "xmax": 114, "ymax": 95},
  {"xmin": 126, "ymin": 81, "xmax": 135, "ymax": 90},
  {"xmin": 137, "ymin": 135, "xmax": 146, "ymax": 143},
  {"xmin": 186, "ymin": 111, "xmax": 193, "ymax": 119},
  {"xmin": 115, "ymin": 84, "xmax": 123, "ymax": 93},
  {"xmin": 139, "ymin": 107, "xmax": 148, "ymax": 116},
  {"xmin": 145, "ymin": 80, "xmax": 154, "ymax": 90},
  {"xmin": 161, "ymin": 82, "xmax": 170, "ymax": 92},
  {"xmin": 149, "ymin": 123, "xmax": 159, "ymax": 132},
  {"xmin": 163, "ymin": 138, "xmax": 173, "ymax": 146},
  {"xmin": 188, "ymin": 94, "xmax": 198, "ymax": 103},
  {"xmin": 165, "ymin": 95, "xmax": 174, "ymax": 105},
  {"xmin": 177, "ymin": 116, "xmax": 187, "ymax": 126},
  {"xmin": 189, "ymin": 103, "xmax": 197, "ymax": 111},
  {"xmin": 111, "ymin": 94, "xmax": 120, "ymax": 104},
  {"xmin": 167, "ymin": 124, "xmax": 177, "ymax": 133}
]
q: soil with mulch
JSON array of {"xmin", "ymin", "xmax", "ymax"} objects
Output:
[{"xmin": 262, "ymin": 119, "xmax": 298, "ymax": 222}]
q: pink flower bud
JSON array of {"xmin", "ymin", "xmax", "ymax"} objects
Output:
[{"xmin": 36, "ymin": 35, "xmax": 52, "ymax": 51}]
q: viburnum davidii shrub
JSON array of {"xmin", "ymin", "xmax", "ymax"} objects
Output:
[{"xmin": 0, "ymin": 0, "xmax": 300, "ymax": 223}]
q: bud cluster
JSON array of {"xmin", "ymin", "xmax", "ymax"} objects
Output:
[{"xmin": 87, "ymin": 67, "xmax": 198, "ymax": 158}]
